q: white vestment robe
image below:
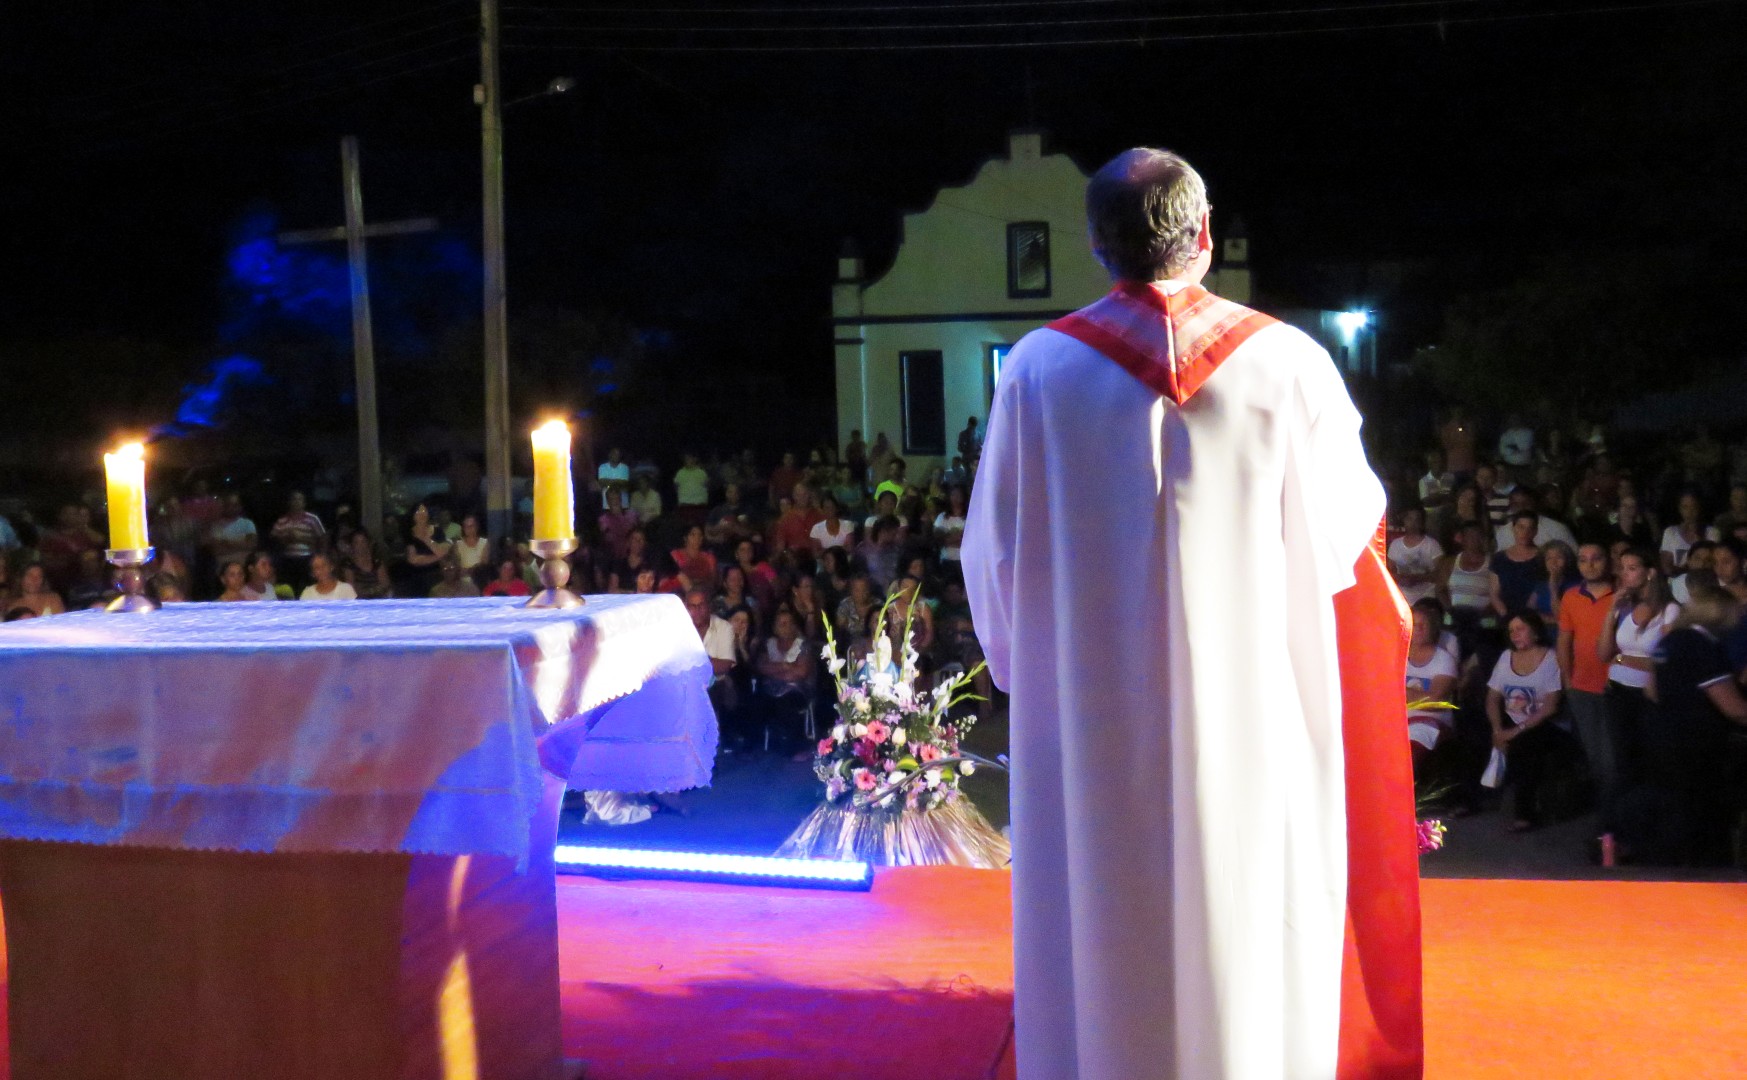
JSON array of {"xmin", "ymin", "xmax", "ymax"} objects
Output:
[{"xmin": 963, "ymin": 281, "xmax": 1386, "ymax": 1080}]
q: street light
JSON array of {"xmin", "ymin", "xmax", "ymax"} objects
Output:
[{"xmin": 505, "ymin": 76, "xmax": 576, "ymax": 109}]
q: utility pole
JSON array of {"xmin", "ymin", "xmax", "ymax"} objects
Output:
[
  {"xmin": 479, "ymin": 0, "xmax": 513, "ymax": 543},
  {"xmin": 278, "ymin": 136, "xmax": 436, "ymax": 540}
]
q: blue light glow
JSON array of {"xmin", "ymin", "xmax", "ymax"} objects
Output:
[
  {"xmin": 554, "ymin": 845, "xmax": 874, "ymax": 889},
  {"xmin": 153, "ymin": 355, "xmax": 270, "ymax": 437},
  {"xmin": 1335, "ymin": 310, "xmax": 1370, "ymax": 337}
]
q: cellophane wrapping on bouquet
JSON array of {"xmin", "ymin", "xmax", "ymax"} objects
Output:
[
  {"xmin": 777, "ymin": 797, "xmax": 1009, "ymax": 867},
  {"xmin": 777, "ymin": 591, "xmax": 1010, "ymax": 869}
]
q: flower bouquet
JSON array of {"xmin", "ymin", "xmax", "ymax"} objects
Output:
[
  {"xmin": 775, "ymin": 594, "xmax": 1011, "ymax": 868},
  {"xmin": 1409, "ymin": 696, "xmax": 1452, "ymax": 855}
]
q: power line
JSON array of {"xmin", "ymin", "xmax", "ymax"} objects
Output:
[
  {"xmin": 508, "ymin": 0, "xmax": 1362, "ymax": 13},
  {"xmin": 82, "ymin": 43, "xmax": 476, "ymax": 154},
  {"xmin": 66, "ymin": 14, "xmax": 478, "ymax": 128},
  {"xmin": 55, "ymin": 1, "xmax": 475, "ymax": 111},
  {"xmin": 500, "ymin": 0, "xmax": 1740, "ymax": 50},
  {"xmin": 505, "ymin": 0, "xmax": 1507, "ymax": 33}
]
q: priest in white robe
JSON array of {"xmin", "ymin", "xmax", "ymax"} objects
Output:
[{"xmin": 963, "ymin": 148, "xmax": 1423, "ymax": 1080}]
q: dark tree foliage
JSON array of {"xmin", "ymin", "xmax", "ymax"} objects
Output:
[{"xmin": 1416, "ymin": 249, "xmax": 1729, "ymax": 417}]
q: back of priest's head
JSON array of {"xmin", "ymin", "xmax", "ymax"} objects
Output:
[{"xmin": 1086, "ymin": 147, "xmax": 1208, "ymax": 283}]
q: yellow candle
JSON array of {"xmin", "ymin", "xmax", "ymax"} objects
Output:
[
  {"xmin": 104, "ymin": 442, "xmax": 150, "ymax": 552},
  {"xmin": 530, "ymin": 420, "xmax": 575, "ymax": 542}
]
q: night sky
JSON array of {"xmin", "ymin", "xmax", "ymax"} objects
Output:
[{"xmin": 5, "ymin": 0, "xmax": 1744, "ymax": 465}]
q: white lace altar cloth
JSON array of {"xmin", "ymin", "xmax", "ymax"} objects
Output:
[{"xmin": 0, "ymin": 595, "xmax": 714, "ymax": 860}]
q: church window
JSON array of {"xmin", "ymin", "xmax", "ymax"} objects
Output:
[{"xmin": 1006, "ymin": 222, "xmax": 1051, "ymax": 299}]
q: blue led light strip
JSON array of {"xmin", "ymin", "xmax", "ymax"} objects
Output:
[{"xmin": 553, "ymin": 845, "xmax": 874, "ymax": 890}]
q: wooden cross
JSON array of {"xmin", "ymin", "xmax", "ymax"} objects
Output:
[{"xmin": 278, "ymin": 136, "xmax": 437, "ymax": 540}]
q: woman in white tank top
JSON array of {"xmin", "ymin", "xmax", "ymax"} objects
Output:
[{"xmin": 1595, "ymin": 547, "xmax": 1679, "ymax": 837}]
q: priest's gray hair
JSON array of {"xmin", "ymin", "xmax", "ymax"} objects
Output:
[{"xmin": 1086, "ymin": 147, "xmax": 1208, "ymax": 282}]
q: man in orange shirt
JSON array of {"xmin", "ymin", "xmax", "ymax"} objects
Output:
[
  {"xmin": 1556, "ymin": 542, "xmax": 1617, "ymax": 810},
  {"xmin": 770, "ymin": 483, "xmax": 824, "ymax": 559}
]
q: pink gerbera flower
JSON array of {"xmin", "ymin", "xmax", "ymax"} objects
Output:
[
  {"xmin": 817, "ymin": 738, "xmax": 835, "ymax": 756},
  {"xmin": 853, "ymin": 768, "xmax": 877, "ymax": 791},
  {"xmin": 918, "ymin": 743, "xmax": 942, "ymax": 764},
  {"xmin": 865, "ymin": 720, "xmax": 890, "ymax": 743}
]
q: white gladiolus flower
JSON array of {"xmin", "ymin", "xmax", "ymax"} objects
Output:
[
  {"xmin": 960, "ymin": 760, "xmax": 976, "ymax": 776},
  {"xmin": 850, "ymin": 723, "xmax": 867, "ymax": 738},
  {"xmin": 832, "ymin": 724, "xmax": 848, "ymax": 742},
  {"xmin": 820, "ymin": 643, "xmax": 833, "ymax": 661},
  {"xmin": 873, "ymin": 634, "xmax": 893, "ymax": 673},
  {"xmin": 891, "ymin": 727, "xmax": 907, "ymax": 747},
  {"xmin": 923, "ymin": 769, "xmax": 941, "ymax": 789}
]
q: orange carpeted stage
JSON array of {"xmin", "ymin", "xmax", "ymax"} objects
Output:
[{"xmin": 1, "ymin": 870, "xmax": 1744, "ymax": 1078}]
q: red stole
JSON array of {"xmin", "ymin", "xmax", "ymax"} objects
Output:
[
  {"xmin": 1051, "ymin": 284, "xmax": 1425, "ymax": 1078},
  {"xmin": 1045, "ymin": 280, "xmax": 1278, "ymax": 405},
  {"xmin": 1333, "ymin": 530, "xmax": 1424, "ymax": 1079}
]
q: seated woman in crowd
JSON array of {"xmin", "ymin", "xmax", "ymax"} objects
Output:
[
  {"xmin": 1660, "ymin": 490, "xmax": 1720, "ymax": 577},
  {"xmin": 1528, "ymin": 540, "xmax": 1578, "ymax": 620},
  {"xmin": 1486, "ymin": 609, "xmax": 1568, "ymax": 832},
  {"xmin": 1712, "ymin": 538, "xmax": 1747, "ymax": 603},
  {"xmin": 670, "ymin": 524, "xmax": 718, "ymax": 594},
  {"xmin": 631, "ymin": 565, "xmax": 659, "ymax": 594},
  {"xmin": 11, "ymin": 563, "xmax": 65, "ymax": 616},
  {"xmin": 343, "ymin": 529, "xmax": 392, "ymax": 599},
  {"xmin": 1388, "ymin": 506, "xmax": 1444, "ymax": 605},
  {"xmin": 885, "ymin": 575, "xmax": 935, "ymax": 661},
  {"xmin": 725, "ymin": 604, "xmax": 760, "ymax": 695},
  {"xmin": 607, "ymin": 527, "xmax": 651, "ymax": 594},
  {"xmin": 148, "ymin": 574, "xmax": 187, "ymax": 604},
  {"xmin": 814, "ymin": 547, "xmax": 851, "ymax": 615},
  {"xmin": 935, "ymin": 486, "xmax": 970, "ymax": 567},
  {"xmin": 1610, "ymin": 481, "xmax": 1657, "ymax": 549},
  {"xmin": 787, "ymin": 575, "xmax": 826, "ymax": 642},
  {"xmin": 1491, "ymin": 511, "xmax": 1543, "ymax": 613},
  {"xmin": 1621, "ymin": 585, "xmax": 1747, "ymax": 864},
  {"xmin": 66, "ymin": 549, "xmax": 111, "ymax": 609},
  {"xmin": 1671, "ymin": 540, "xmax": 1717, "ymax": 604},
  {"xmin": 1438, "ymin": 522, "xmax": 1504, "ymax": 658},
  {"xmin": 429, "ymin": 556, "xmax": 480, "ymax": 599},
  {"xmin": 858, "ymin": 517, "xmax": 903, "ymax": 592},
  {"xmin": 241, "ymin": 551, "xmax": 285, "ymax": 601},
  {"xmin": 1713, "ymin": 483, "xmax": 1747, "ymax": 536},
  {"xmin": 453, "ymin": 514, "xmax": 491, "ymax": 585},
  {"xmin": 401, "ymin": 504, "xmax": 451, "ymax": 598},
  {"xmin": 301, "ymin": 551, "xmax": 358, "ymax": 601},
  {"xmin": 835, "ymin": 573, "xmax": 878, "ymax": 656},
  {"xmin": 482, "ymin": 556, "xmax": 531, "ymax": 597},
  {"xmin": 715, "ymin": 564, "xmax": 756, "ymax": 622},
  {"xmin": 831, "ymin": 466, "xmax": 864, "ymax": 515},
  {"xmin": 215, "ymin": 558, "xmax": 250, "ymax": 602},
  {"xmin": 1406, "ymin": 598, "xmax": 1460, "ymax": 769},
  {"xmin": 757, "ymin": 605, "xmax": 817, "ymax": 750},
  {"xmin": 1443, "ymin": 484, "xmax": 1490, "ymax": 550},
  {"xmin": 809, "ymin": 494, "xmax": 855, "ymax": 553},
  {"xmin": 732, "ymin": 539, "xmax": 778, "ymax": 612}
]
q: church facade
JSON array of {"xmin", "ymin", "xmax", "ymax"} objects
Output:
[{"xmin": 831, "ymin": 131, "xmax": 1253, "ymax": 468}]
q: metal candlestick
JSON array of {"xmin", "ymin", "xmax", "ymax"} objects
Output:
[
  {"xmin": 524, "ymin": 538, "xmax": 584, "ymax": 609},
  {"xmin": 105, "ymin": 547, "xmax": 158, "ymax": 613}
]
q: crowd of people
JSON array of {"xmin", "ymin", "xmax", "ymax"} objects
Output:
[
  {"xmin": 0, "ymin": 420, "xmax": 994, "ymax": 757},
  {"xmin": 1389, "ymin": 410, "xmax": 1747, "ymax": 867},
  {"xmin": 5, "ymin": 405, "xmax": 1745, "ymax": 865}
]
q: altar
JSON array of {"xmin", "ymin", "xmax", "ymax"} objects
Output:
[{"xmin": 0, "ymin": 595, "xmax": 715, "ymax": 1080}]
